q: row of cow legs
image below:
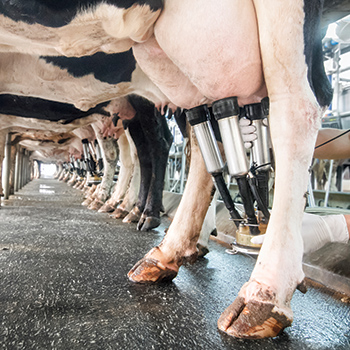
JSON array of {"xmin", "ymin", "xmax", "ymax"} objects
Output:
[
  {"xmin": 59, "ymin": 106, "xmax": 216, "ymax": 256},
  {"xmin": 62, "ymin": 101, "xmax": 175, "ymax": 233}
]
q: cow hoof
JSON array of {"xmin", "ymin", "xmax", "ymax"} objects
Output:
[
  {"xmin": 182, "ymin": 244, "xmax": 208, "ymax": 264},
  {"xmin": 98, "ymin": 203, "xmax": 116, "ymax": 213},
  {"xmin": 128, "ymin": 248, "xmax": 179, "ymax": 283},
  {"xmin": 88, "ymin": 199, "xmax": 103, "ymax": 211},
  {"xmin": 113, "ymin": 207, "xmax": 130, "ymax": 219},
  {"xmin": 197, "ymin": 243, "xmax": 209, "ymax": 258},
  {"xmin": 137, "ymin": 215, "xmax": 161, "ymax": 231},
  {"xmin": 123, "ymin": 207, "xmax": 141, "ymax": 223},
  {"xmin": 217, "ymin": 286, "xmax": 292, "ymax": 339},
  {"xmin": 82, "ymin": 197, "xmax": 93, "ymax": 206},
  {"xmin": 182, "ymin": 251, "xmax": 199, "ymax": 264}
]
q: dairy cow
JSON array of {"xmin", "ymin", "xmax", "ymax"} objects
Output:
[
  {"xmin": 0, "ymin": 92, "xmax": 171, "ymax": 232},
  {"xmin": 0, "ymin": 38, "xmax": 172, "ymax": 229},
  {"xmin": 0, "ymin": 96, "xmax": 112, "ymax": 195},
  {"xmin": 128, "ymin": 0, "xmax": 349, "ymax": 339},
  {"xmin": 0, "ymin": 0, "xmax": 348, "ymax": 340}
]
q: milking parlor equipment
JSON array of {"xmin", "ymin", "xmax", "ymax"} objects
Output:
[
  {"xmin": 81, "ymin": 138, "xmax": 102, "ymax": 186},
  {"xmin": 186, "ymin": 96, "xmax": 272, "ymax": 255},
  {"xmin": 70, "ymin": 155, "xmax": 85, "ymax": 185}
]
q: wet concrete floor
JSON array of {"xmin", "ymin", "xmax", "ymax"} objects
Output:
[{"xmin": 0, "ymin": 178, "xmax": 349, "ymax": 350}]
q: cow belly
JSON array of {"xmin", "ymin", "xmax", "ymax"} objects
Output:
[
  {"xmin": 154, "ymin": 0, "xmax": 265, "ymax": 105},
  {"xmin": 0, "ymin": 4, "xmax": 160, "ymax": 57}
]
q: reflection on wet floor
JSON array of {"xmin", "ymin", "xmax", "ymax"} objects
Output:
[
  {"xmin": 39, "ymin": 184, "xmax": 55, "ymax": 194},
  {"xmin": 0, "ymin": 178, "xmax": 349, "ymax": 350}
]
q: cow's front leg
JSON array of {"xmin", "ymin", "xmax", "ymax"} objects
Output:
[
  {"xmin": 218, "ymin": 0, "xmax": 327, "ymax": 338},
  {"xmin": 122, "ymin": 114, "xmax": 152, "ymax": 224},
  {"xmin": 128, "ymin": 128, "xmax": 213, "ymax": 282}
]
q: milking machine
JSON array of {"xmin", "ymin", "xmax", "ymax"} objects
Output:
[
  {"xmin": 62, "ymin": 162, "xmax": 68, "ymax": 176},
  {"xmin": 69, "ymin": 155, "xmax": 76, "ymax": 173},
  {"xmin": 244, "ymin": 99, "xmax": 271, "ymax": 223},
  {"xmin": 82, "ymin": 138, "xmax": 101, "ymax": 186},
  {"xmin": 185, "ymin": 104, "xmax": 243, "ymax": 225},
  {"xmin": 186, "ymin": 96, "xmax": 273, "ymax": 255},
  {"xmin": 80, "ymin": 155, "xmax": 87, "ymax": 179},
  {"xmin": 72, "ymin": 156, "xmax": 84, "ymax": 184},
  {"xmin": 94, "ymin": 139, "xmax": 104, "ymax": 175}
]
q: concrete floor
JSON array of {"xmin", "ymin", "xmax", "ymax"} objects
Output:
[{"xmin": 0, "ymin": 179, "xmax": 349, "ymax": 350}]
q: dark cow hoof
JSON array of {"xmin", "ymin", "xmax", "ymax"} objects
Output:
[
  {"xmin": 182, "ymin": 251, "xmax": 199, "ymax": 265},
  {"xmin": 128, "ymin": 248, "xmax": 179, "ymax": 283},
  {"xmin": 88, "ymin": 199, "xmax": 103, "ymax": 211},
  {"xmin": 197, "ymin": 244, "xmax": 209, "ymax": 258},
  {"xmin": 137, "ymin": 215, "xmax": 161, "ymax": 231},
  {"xmin": 98, "ymin": 203, "xmax": 116, "ymax": 213},
  {"xmin": 217, "ymin": 295, "xmax": 292, "ymax": 339},
  {"xmin": 113, "ymin": 207, "xmax": 130, "ymax": 219},
  {"xmin": 182, "ymin": 244, "xmax": 208, "ymax": 264},
  {"xmin": 123, "ymin": 207, "xmax": 142, "ymax": 223}
]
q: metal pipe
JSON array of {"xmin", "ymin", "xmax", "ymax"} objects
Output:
[
  {"xmin": 324, "ymin": 159, "xmax": 334, "ymax": 207},
  {"xmin": 14, "ymin": 147, "xmax": 20, "ymax": 192},
  {"xmin": 180, "ymin": 138, "xmax": 187, "ymax": 194},
  {"xmin": 186, "ymin": 104, "xmax": 242, "ymax": 222},
  {"xmin": 3, "ymin": 133, "xmax": 11, "ymax": 199},
  {"xmin": 18, "ymin": 149, "xmax": 24, "ymax": 189},
  {"xmin": 22, "ymin": 151, "xmax": 25, "ymax": 188},
  {"xmin": 332, "ymin": 45, "xmax": 343, "ymax": 128}
]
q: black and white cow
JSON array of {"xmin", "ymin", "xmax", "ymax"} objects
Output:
[
  {"xmin": 0, "ymin": 95, "xmax": 112, "ymax": 195},
  {"xmin": 128, "ymin": 0, "xmax": 347, "ymax": 339},
  {"xmin": 0, "ymin": 42, "xmax": 173, "ymax": 229},
  {"xmin": 0, "ymin": 0, "xmax": 348, "ymax": 340},
  {"xmin": 0, "ymin": 92, "xmax": 172, "ymax": 232}
]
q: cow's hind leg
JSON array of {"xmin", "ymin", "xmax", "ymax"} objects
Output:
[
  {"xmin": 122, "ymin": 112, "xmax": 152, "ymax": 224},
  {"xmin": 137, "ymin": 108, "xmax": 173, "ymax": 231},
  {"xmin": 218, "ymin": 0, "xmax": 330, "ymax": 338},
  {"xmin": 123, "ymin": 97, "xmax": 173, "ymax": 231},
  {"xmin": 128, "ymin": 128, "xmax": 213, "ymax": 282}
]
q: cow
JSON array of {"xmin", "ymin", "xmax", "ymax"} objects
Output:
[
  {"xmin": 126, "ymin": 0, "xmax": 350, "ymax": 339},
  {"xmin": 0, "ymin": 0, "xmax": 348, "ymax": 340},
  {"xmin": 0, "ymin": 95, "xmax": 103, "ymax": 197},
  {"xmin": 0, "ymin": 92, "xmax": 173, "ymax": 232},
  {"xmin": 0, "ymin": 51, "xmax": 168, "ymax": 111},
  {"xmin": 0, "ymin": 47, "xmax": 172, "ymax": 228}
]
